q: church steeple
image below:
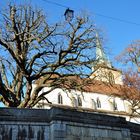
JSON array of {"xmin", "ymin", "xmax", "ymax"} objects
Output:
[
  {"xmin": 95, "ymin": 33, "xmax": 112, "ymax": 68},
  {"xmin": 90, "ymin": 32, "xmax": 123, "ymax": 85}
]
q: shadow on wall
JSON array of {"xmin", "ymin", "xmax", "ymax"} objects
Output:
[{"xmin": 0, "ymin": 107, "xmax": 140, "ymax": 140}]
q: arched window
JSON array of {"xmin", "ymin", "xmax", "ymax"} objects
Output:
[
  {"xmin": 108, "ymin": 72, "xmax": 115, "ymax": 84},
  {"xmin": 113, "ymin": 99, "xmax": 118, "ymax": 111},
  {"xmin": 72, "ymin": 97, "xmax": 77, "ymax": 107},
  {"xmin": 77, "ymin": 96, "xmax": 82, "ymax": 107},
  {"xmin": 109, "ymin": 98, "xmax": 118, "ymax": 111},
  {"xmin": 58, "ymin": 94, "xmax": 63, "ymax": 104},
  {"xmin": 96, "ymin": 97, "xmax": 101, "ymax": 108},
  {"xmin": 91, "ymin": 99, "xmax": 97, "ymax": 109}
]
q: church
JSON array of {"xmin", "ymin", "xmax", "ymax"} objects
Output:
[{"xmin": 34, "ymin": 35, "xmax": 140, "ymax": 124}]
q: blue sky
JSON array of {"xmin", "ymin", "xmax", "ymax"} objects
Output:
[
  {"xmin": 0, "ymin": 0, "xmax": 140, "ymax": 68},
  {"xmin": 0, "ymin": 0, "xmax": 139, "ymax": 107}
]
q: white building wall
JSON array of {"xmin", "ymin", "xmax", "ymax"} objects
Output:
[
  {"xmin": 36, "ymin": 87, "xmax": 140, "ymax": 124},
  {"xmin": 90, "ymin": 67, "xmax": 123, "ymax": 85}
]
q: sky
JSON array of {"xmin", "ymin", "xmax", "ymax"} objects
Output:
[
  {"xmin": 0, "ymin": 0, "xmax": 140, "ymax": 68},
  {"xmin": 0, "ymin": 0, "xmax": 139, "ymax": 107}
]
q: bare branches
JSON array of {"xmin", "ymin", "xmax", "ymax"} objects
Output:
[
  {"xmin": 117, "ymin": 40, "xmax": 140, "ymax": 117},
  {"xmin": 117, "ymin": 40, "xmax": 140, "ymax": 73},
  {"xmin": 0, "ymin": 4, "xmax": 97, "ymax": 108}
]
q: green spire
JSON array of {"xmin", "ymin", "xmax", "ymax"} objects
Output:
[{"xmin": 95, "ymin": 33, "xmax": 112, "ymax": 68}]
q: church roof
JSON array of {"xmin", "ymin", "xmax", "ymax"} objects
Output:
[
  {"xmin": 92, "ymin": 63, "xmax": 122, "ymax": 73},
  {"xmin": 35, "ymin": 75, "xmax": 139, "ymax": 100}
]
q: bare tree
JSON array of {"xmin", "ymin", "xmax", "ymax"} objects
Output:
[
  {"xmin": 117, "ymin": 40, "xmax": 140, "ymax": 73},
  {"xmin": 0, "ymin": 4, "xmax": 97, "ymax": 108},
  {"xmin": 117, "ymin": 40, "xmax": 140, "ymax": 117}
]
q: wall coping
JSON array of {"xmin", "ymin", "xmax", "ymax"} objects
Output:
[{"xmin": 0, "ymin": 107, "xmax": 140, "ymax": 134}]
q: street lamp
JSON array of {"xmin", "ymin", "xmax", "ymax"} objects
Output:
[{"xmin": 64, "ymin": 8, "xmax": 74, "ymax": 22}]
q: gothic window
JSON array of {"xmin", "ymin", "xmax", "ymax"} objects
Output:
[
  {"xmin": 96, "ymin": 97, "xmax": 101, "ymax": 108},
  {"xmin": 72, "ymin": 97, "xmax": 77, "ymax": 107},
  {"xmin": 113, "ymin": 99, "xmax": 118, "ymax": 111},
  {"xmin": 109, "ymin": 98, "xmax": 118, "ymax": 111},
  {"xmin": 77, "ymin": 96, "xmax": 82, "ymax": 107},
  {"xmin": 91, "ymin": 99, "xmax": 97, "ymax": 109},
  {"xmin": 108, "ymin": 71, "xmax": 115, "ymax": 84},
  {"xmin": 58, "ymin": 94, "xmax": 63, "ymax": 104}
]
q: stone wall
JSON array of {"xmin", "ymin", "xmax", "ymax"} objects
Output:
[{"xmin": 0, "ymin": 107, "xmax": 140, "ymax": 140}]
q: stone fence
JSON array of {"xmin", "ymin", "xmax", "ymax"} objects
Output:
[{"xmin": 0, "ymin": 107, "xmax": 140, "ymax": 140}]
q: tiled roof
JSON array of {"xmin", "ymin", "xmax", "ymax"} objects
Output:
[{"xmin": 35, "ymin": 75, "xmax": 140, "ymax": 100}]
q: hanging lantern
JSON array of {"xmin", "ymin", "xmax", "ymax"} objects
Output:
[{"xmin": 64, "ymin": 8, "xmax": 74, "ymax": 22}]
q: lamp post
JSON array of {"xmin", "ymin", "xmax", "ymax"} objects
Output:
[{"xmin": 64, "ymin": 8, "xmax": 74, "ymax": 22}]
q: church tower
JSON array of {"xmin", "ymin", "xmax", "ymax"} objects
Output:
[{"xmin": 90, "ymin": 33, "xmax": 123, "ymax": 85}]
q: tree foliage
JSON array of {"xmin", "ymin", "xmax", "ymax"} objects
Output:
[{"xmin": 0, "ymin": 4, "xmax": 97, "ymax": 107}]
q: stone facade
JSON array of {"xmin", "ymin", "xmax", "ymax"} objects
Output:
[{"xmin": 0, "ymin": 107, "xmax": 140, "ymax": 140}]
